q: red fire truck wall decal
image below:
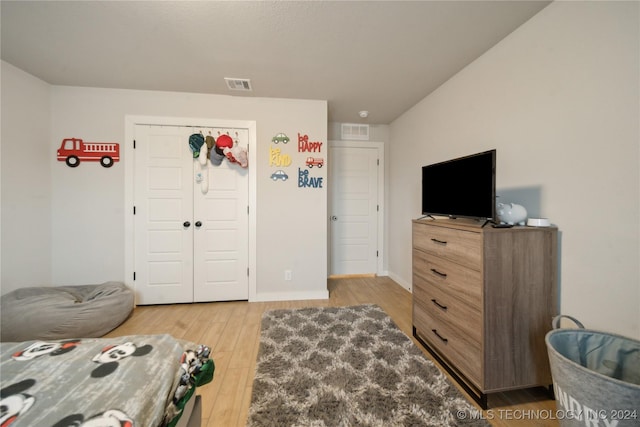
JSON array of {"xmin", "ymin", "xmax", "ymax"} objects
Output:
[
  {"xmin": 305, "ymin": 157, "xmax": 324, "ymax": 168},
  {"xmin": 57, "ymin": 138, "xmax": 120, "ymax": 168}
]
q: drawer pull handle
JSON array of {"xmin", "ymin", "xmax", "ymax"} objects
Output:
[
  {"xmin": 432, "ymin": 329, "xmax": 448, "ymax": 343},
  {"xmin": 431, "ymin": 238, "xmax": 447, "ymax": 245},
  {"xmin": 431, "ymin": 299, "xmax": 448, "ymax": 310},
  {"xmin": 430, "ymin": 268, "xmax": 447, "ymax": 278}
]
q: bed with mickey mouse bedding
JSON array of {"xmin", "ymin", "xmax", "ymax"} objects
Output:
[{"xmin": 0, "ymin": 334, "xmax": 214, "ymax": 427}]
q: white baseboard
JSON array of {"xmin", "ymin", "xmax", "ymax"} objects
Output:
[
  {"xmin": 388, "ymin": 272, "xmax": 412, "ymax": 292},
  {"xmin": 251, "ymin": 290, "xmax": 330, "ymax": 302}
]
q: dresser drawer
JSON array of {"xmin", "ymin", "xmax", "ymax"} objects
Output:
[
  {"xmin": 413, "ymin": 249, "xmax": 482, "ymax": 309},
  {"xmin": 413, "ymin": 305, "xmax": 482, "ymax": 387},
  {"xmin": 412, "ymin": 222, "xmax": 482, "ymax": 270},
  {"xmin": 413, "ymin": 274, "xmax": 482, "ymax": 344}
]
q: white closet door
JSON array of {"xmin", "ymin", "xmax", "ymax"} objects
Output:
[
  {"xmin": 134, "ymin": 125, "xmax": 249, "ymax": 304},
  {"xmin": 193, "ymin": 131, "xmax": 249, "ymax": 301},
  {"xmin": 134, "ymin": 125, "xmax": 194, "ymax": 304}
]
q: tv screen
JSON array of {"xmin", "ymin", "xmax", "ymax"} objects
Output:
[{"xmin": 421, "ymin": 149, "xmax": 496, "ymax": 221}]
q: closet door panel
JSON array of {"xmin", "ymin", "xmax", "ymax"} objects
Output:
[
  {"xmin": 134, "ymin": 126, "xmax": 194, "ymax": 304},
  {"xmin": 193, "ymin": 135, "xmax": 249, "ymax": 302}
]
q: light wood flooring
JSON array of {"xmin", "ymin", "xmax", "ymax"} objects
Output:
[{"xmin": 104, "ymin": 276, "xmax": 559, "ymax": 427}]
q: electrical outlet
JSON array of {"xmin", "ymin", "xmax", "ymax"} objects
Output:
[{"xmin": 284, "ymin": 270, "xmax": 292, "ymax": 281}]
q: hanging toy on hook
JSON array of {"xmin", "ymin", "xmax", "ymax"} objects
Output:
[
  {"xmin": 215, "ymin": 134, "xmax": 234, "ymax": 154},
  {"xmin": 210, "ymin": 133, "xmax": 230, "ymax": 166},
  {"xmin": 223, "ymin": 140, "xmax": 248, "ymax": 168},
  {"xmin": 198, "ymin": 131, "xmax": 209, "ymax": 194},
  {"xmin": 205, "ymin": 131, "xmax": 215, "ymax": 158},
  {"xmin": 232, "ymin": 132, "xmax": 248, "ymax": 168},
  {"xmin": 188, "ymin": 133, "xmax": 205, "ymax": 158}
]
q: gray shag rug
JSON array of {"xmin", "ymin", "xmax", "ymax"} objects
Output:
[{"xmin": 247, "ymin": 304, "xmax": 489, "ymax": 426}]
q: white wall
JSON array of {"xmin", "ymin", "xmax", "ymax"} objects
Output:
[
  {"xmin": 1, "ymin": 69, "xmax": 328, "ymax": 300},
  {"xmin": 49, "ymin": 87, "xmax": 327, "ymax": 301},
  {"xmin": 1, "ymin": 62, "xmax": 52, "ymax": 293},
  {"xmin": 388, "ymin": 1, "xmax": 640, "ymax": 338}
]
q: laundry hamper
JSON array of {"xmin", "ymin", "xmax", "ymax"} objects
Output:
[{"xmin": 545, "ymin": 315, "xmax": 640, "ymax": 427}]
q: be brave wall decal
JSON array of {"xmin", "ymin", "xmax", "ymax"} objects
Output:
[
  {"xmin": 297, "ymin": 133, "xmax": 324, "ymax": 189},
  {"xmin": 298, "ymin": 168, "xmax": 323, "ymax": 188}
]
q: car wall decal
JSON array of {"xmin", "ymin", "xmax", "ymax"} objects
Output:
[
  {"xmin": 270, "ymin": 170, "xmax": 289, "ymax": 181},
  {"xmin": 271, "ymin": 133, "xmax": 290, "ymax": 144}
]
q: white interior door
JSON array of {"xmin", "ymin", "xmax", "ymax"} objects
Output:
[
  {"xmin": 134, "ymin": 125, "xmax": 194, "ymax": 304},
  {"xmin": 134, "ymin": 125, "xmax": 249, "ymax": 304},
  {"xmin": 194, "ymin": 131, "xmax": 249, "ymax": 302},
  {"xmin": 329, "ymin": 145, "xmax": 379, "ymax": 275}
]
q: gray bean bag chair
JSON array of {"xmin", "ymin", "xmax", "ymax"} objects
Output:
[{"xmin": 0, "ymin": 281, "xmax": 134, "ymax": 342}]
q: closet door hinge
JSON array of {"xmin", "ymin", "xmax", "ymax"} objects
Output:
[
  {"xmin": 376, "ymin": 251, "xmax": 379, "ymax": 257},
  {"xmin": 133, "ymin": 139, "xmax": 136, "ymax": 149},
  {"xmin": 133, "ymin": 272, "xmax": 136, "ymax": 281},
  {"xmin": 133, "ymin": 206, "xmax": 136, "ymax": 215},
  {"xmin": 247, "ymin": 267, "xmax": 249, "ymax": 277},
  {"xmin": 377, "ymin": 158, "xmax": 379, "ymax": 166}
]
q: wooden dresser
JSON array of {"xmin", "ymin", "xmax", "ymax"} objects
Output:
[{"xmin": 412, "ymin": 219, "xmax": 558, "ymax": 407}]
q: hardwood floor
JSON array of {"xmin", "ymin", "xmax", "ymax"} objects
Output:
[{"xmin": 104, "ymin": 276, "xmax": 559, "ymax": 427}]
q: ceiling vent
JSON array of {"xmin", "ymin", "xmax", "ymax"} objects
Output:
[
  {"xmin": 224, "ymin": 78, "xmax": 252, "ymax": 91},
  {"xmin": 341, "ymin": 123, "xmax": 370, "ymax": 141}
]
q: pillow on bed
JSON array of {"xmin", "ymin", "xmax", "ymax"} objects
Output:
[{"xmin": 0, "ymin": 281, "xmax": 134, "ymax": 342}]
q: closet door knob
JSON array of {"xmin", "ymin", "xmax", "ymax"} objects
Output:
[
  {"xmin": 183, "ymin": 221, "xmax": 191, "ymax": 228},
  {"xmin": 195, "ymin": 221, "xmax": 202, "ymax": 228}
]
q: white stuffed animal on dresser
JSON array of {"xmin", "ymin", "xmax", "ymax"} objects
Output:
[{"xmin": 497, "ymin": 202, "xmax": 527, "ymax": 225}]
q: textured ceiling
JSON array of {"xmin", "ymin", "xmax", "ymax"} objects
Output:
[{"xmin": 1, "ymin": 1, "xmax": 550, "ymax": 124}]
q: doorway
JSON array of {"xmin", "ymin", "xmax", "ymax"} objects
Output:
[
  {"xmin": 328, "ymin": 141, "xmax": 384, "ymax": 276},
  {"xmin": 124, "ymin": 117, "xmax": 256, "ymax": 304}
]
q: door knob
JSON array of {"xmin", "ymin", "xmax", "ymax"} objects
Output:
[
  {"xmin": 331, "ymin": 216, "xmax": 338, "ymax": 221},
  {"xmin": 183, "ymin": 221, "xmax": 191, "ymax": 228},
  {"xmin": 195, "ymin": 221, "xmax": 202, "ymax": 228}
]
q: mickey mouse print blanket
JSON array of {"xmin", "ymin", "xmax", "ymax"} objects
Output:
[{"xmin": 0, "ymin": 334, "xmax": 214, "ymax": 427}]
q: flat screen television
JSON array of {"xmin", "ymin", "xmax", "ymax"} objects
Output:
[{"xmin": 421, "ymin": 149, "xmax": 496, "ymax": 221}]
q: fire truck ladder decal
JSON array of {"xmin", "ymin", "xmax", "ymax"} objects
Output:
[{"xmin": 84, "ymin": 143, "xmax": 118, "ymax": 153}]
